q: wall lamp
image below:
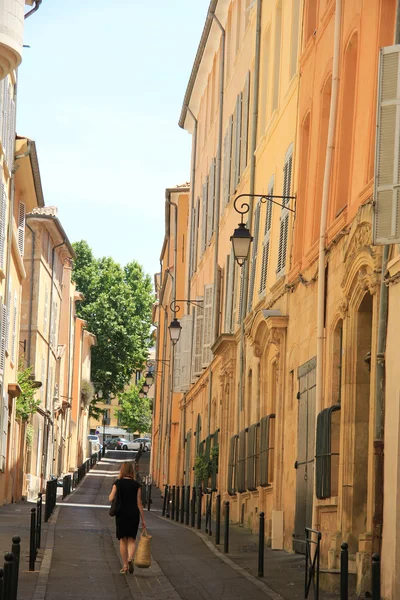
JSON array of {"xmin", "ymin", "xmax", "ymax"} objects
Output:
[
  {"xmin": 231, "ymin": 193, "xmax": 296, "ymax": 266},
  {"xmin": 168, "ymin": 299, "xmax": 204, "ymax": 345}
]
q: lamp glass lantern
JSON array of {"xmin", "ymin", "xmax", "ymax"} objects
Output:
[
  {"xmin": 230, "ymin": 222, "xmax": 253, "ymax": 266},
  {"xmin": 138, "ymin": 390, "xmax": 145, "ymax": 399},
  {"xmin": 145, "ymin": 371, "xmax": 154, "ymax": 386},
  {"xmin": 168, "ymin": 317, "xmax": 182, "ymax": 345},
  {"xmin": 142, "ymin": 383, "xmax": 149, "ymax": 394}
]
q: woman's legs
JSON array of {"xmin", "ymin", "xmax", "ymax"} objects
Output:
[
  {"xmin": 127, "ymin": 537, "xmax": 136, "ymax": 559},
  {"xmin": 119, "ymin": 538, "xmax": 128, "ymax": 568}
]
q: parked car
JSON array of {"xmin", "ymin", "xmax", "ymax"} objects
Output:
[
  {"xmin": 135, "ymin": 438, "xmax": 151, "ymax": 451},
  {"xmin": 106, "ymin": 437, "xmax": 124, "ymax": 449},
  {"xmin": 116, "ymin": 438, "xmax": 143, "ymax": 451},
  {"xmin": 87, "ymin": 434, "xmax": 100, "ymax": 452}
]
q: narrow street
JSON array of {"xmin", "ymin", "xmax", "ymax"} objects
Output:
[{"xmin": 41, "ymin": 452, "xmax": 275, "ymax": 600}]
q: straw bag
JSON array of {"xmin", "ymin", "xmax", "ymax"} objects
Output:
[{"xmin": 134, "ymin": 528, "xmax": 152, "ymax": 568}]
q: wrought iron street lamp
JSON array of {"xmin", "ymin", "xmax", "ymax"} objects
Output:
[
  {"xmin": 231, "ymin": 193, "xmax": 296, "ymax": 266},
  {"xmin": 145, "ymin": 371, "xmax": 154, "ymax": 386},
  {"xmin": 168, "ymin": 299, "xmax": 204, "ymax": 345},
  {"xmin": 138, "ymin": 390, "xmax": 146, "ymax": 399},
  {"xmin": 142, "ymin": 383, "xmax": 149, "ymax": 394}
]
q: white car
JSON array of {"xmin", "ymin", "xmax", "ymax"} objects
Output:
[{"xmin": 116, "ymin": 438, "xmax": 143, "ymax": 451}]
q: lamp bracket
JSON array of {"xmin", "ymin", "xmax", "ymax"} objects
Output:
[
  {"xmin": 234, "ymin": 193, "xmax": 296, "ymax": 221},
  {"xmin": 170, "ymin": 299, "xmax": 204, "ymax": 314}
]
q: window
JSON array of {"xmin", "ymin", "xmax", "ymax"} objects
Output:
[
  {"xmin": 259, "ymin": 177, "xmax": 274, "ymax": 293},
  {"xmin": 315, "ymin": 405, "xmax": 340, "ymax": 499},
  {"xmin": 294, "ymin": 113, "xmax": 311, "ymax": 261},
  {"xmin": 335, "ymin": 34, "xmax": 358, "ymax": 216},
  {"xmin": 207, "ymin": 160, "xmax": 216, "ymax": 243},
  {"xmin": 259, "ymin": 28, "xmax": 271, "ymax": 135},
  {"xmin": 223, "ymin": 117, "xmax": 233, "ymax": 206},
  {"xmin": 232, "ymin": 93, "xmax": 243, "ymax": 191},
  {"xmin": 246, "ymin": 422, "xmax": 259, "ymax": 491},
  {"xmin": 201, "ymin": 179, "xmax": 208, "ymax": 254},
  {"xmin": 240, "ymin": 72, "xmax": 251, "ymax": 175},
  {"xmin": 192, "ymin": 300, "xmax": 204, "ymax": 376},
  {"xmin": 18, "ymin": 201, "xmax": 26, "ymax": 256},
  {"xmin": 224, "ymin": 250, "xmax": 236, "ymax": 332},
  {"xmin": 202, "ymin": 284, "xmax": 213, "ymax": 367},
  {"xmin": 237, "ymin": 428, "xmax": 247, "ymax": 493},
  {"xmin": 276, "ymin": 146, "xmax": 293, "ymax": 277},
  {"xmin": 290, "ymin": 0, "xmax": 300, "ymax": 79},
  {"xmin": 259, "ymin": 414, "xmax": 275, "ymax": 486},
  {"xmin": 272, "ymin": 2, "xmax": 282, "ymax": 111},
  {"xmin": 11, "ymin": 291, "xmax": 17, "ymax": 364},
  {"xmin": 227, "ymin": 434, "xmax": 238, "ymax": 495}
]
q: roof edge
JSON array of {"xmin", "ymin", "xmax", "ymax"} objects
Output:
[{"xmin": 26, "ymin": 213, "xmax": 76, "ymax": 259}]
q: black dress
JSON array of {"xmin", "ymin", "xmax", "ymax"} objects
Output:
[{"xmin": 114, "ymin": 478, "xmax": 140, "ymax": 540}]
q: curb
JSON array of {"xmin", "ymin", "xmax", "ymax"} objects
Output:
[
  {"xmin": 156, "ymin": 514, "xmax": 284, "ymax": 600},
  {"xmin": 32, "ymin": 506, "xmax": 60, "ymax": 600}
]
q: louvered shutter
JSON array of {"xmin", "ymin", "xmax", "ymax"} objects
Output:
[
  {"xmin": 0, "ymin": 180, "xmax": 6, "ymax": 271},
  {"xmin": 174, "ymin": 333, "xmax": 182, "ymax": 392},
  {"xmin": 193, "ymin": 300, "xmax": 204, "ymax": 376},
  {"xmin": 194, "ymin": 198, "xmax": 200, "ymax": 270},
  {"xmin": 222, "ymin": 129, "xmax": 229, "ymax": 206},
  {"xmin": 226, "ymin": 116, "xmax": 233, "ymax": 205},
  {"xmin": 247, "ymin": 423, "xmax": 257, "ymax": 491},
  {"xmin": 5, "ymin": 284, "xmax": 11, "ymax": 353},
  {"xmin": 227, "ymin": 435, "xmax": 237, "ymax": 495},
  {"xmin": 54, "ymin": 303, "xmax": 58, "ymax": 347},
  {"xmin": 8, "ymin": 90, "xmax": 15, "ymax": 171},
  {"xmin": 190, "ymin": 201, "xmax": 195, "ymax": 278},
  {"xmin": 231, "ymin": 103, "xmax": 238, "ymax": 193},
  {"xmin": 207, "ymin": 160, "xmax": 215, "ymax": 243},
  {"xmin": 237, "ymin": 267, "xmax": 244, "ymax": 324},
  {"xmin": 0, "ymin": 302, "xmax": 6, "ymax": 374},
  {"xmin": 201, "ymin": 284, "xmax": 213, "ymax": 367},
  {"xmin": 248, "ymin": 202, "xmax": 261, "ymax": 311},
  {"xmin": 41, "ymin": 357, "xmax": 45, "ymax": 401},
  {"xmin": 2, "ymin": 79, "xmax": 8, "ymax": 160},
  {"xmin": 373, "ymin": 46, "xmax": 400, "ymax": 244},
  {"xmin": 18, "ymin": 201, "xmax": 26, "ymax": 256},
  {"xmin": 181, "ymin": 315, "xmax": 193, "ymax": 391},
  {"xmin": 43, "ymin": 286, "xmax": 49, "ymax": 335},
  {"xmin": 201, "ymin": 181, "xmax": 208, "ymax": 254},
  {"xmin": 11, "ymin": 291, "xmax": 17, "ymax": 364},
  {"xmin": 214, "ymin": 266, "xmax": 223, "ymax": 341},
  {"xmin": 241, "ymin": 71, "xmax": 250, "ymax": 174},
  {"xmin": 260, "ymin": 415, "xmax": 275, "ymax": 487},
  {"xmin": 237, "ymin": 428, "xmax": 247, "ymax": 493},
  {"xmin": 234, "ymin": 93, "xmax": 243, "ymax": 190},
  {"xmin": 224, "ymin": 251, "xmax": 235, "ymax": 332},
  {"xmin": 1, "ymin": 394, "xmax": 8, "ymax": 471},
  {"xmin": 260, "ymin": 182, "xmax": 274, "ymax": 293},
  {"xmin": 232, "ymin": 263, "xmax": 239, "ymax": 326},
  {"xmin": 277, "ymin": 152, "xmax": 293, "ymax": 276}
]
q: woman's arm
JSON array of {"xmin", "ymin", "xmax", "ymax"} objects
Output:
[
  {"xmin": 137, "ymin": 488, "xmax": 146, "ymax": 528},
  {"xmin": 109, "ymin": 484, "xmax": 117, "ymax": 502}
]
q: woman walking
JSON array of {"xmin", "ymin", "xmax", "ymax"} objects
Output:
[{"xmin": 109, "ymin": 460, "xmax": 146, "ymax": 574}]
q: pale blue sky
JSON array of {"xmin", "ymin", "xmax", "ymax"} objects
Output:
[{"xmin": 17, "ymin": 1, "xmax": 209, "ymax": 278}]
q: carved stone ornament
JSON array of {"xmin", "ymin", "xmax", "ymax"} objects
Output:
[
  {"xmin": 344, "ymin": 222, "xmax": 372, "ymax": 265},
  {"xmin": 358, "ymin": 267, "xmax": 379, "ymax": 295},
  {"xmin": 338, "ymin": 298, "xmax": 348, "ymax": 318}
]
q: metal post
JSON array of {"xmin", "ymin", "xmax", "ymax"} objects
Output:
[
  {"xmin": 171, "ymin": 485, "xmax": 176, "ymax": 521},
  {"xmin": 196, "ymin": 487, "xmax": 202, "ymax": 530},
  {"xmin": 258, "ymin": 512, "xmax": 265, "ymax": 577},
  {"xmin": 0, "ymin": 568, "xmax": 3, "ymax": 600},
  {"xmin": 208, "ymin": 491, "xmax": 213, "ymax": 537},
  {"xmin": 372, "ymin": 554, "xmax": 380, "ymax": 600},
  {"xmin": 316, "ymin": 533, "xmax": 321, "ymax": 600},
  {"xmin": 162, "ymin": 485, "xmax": 168, "ymax": 517},
  {"xmin": 185, "ymin": 485, "xmax": 190, "ymax": 526},
  {"xmin": 11, "ymin": 536, "xmax": 21, "ymax": 600},
  {"xmin": 44, "ymin": 481, "xmax": 50, "ymax": 522},
  {"xmin": 175, "ymin": 486, "xmax": 180, "ymax": 521},
  {"xmin": 180, "ymin": 485, "xmax": 185, "ymax": 523},
  {"xmin": 205, "ymin": 494, "xmax": 209, "ymax": 533},
  {"xmin": 147, "ymin": 484, "xmax": 152, "ymax": 511},
  {"xmin": 191, "ymin": 487, "xmax": 196, "ymax": 527},
  {"xmin": 215, "ymin": 494, "xmax": 221, "ymax": 545},
  {"xmin": 340, "ymin": 542, "xmax": 348, "ymax": 600},
  {"xmin": 224, "ymin": 501, "xmax": 229, "ymax": 553},
  {"xmin": 4, "ymin": 553, "xmax": 14, "ymax": 600},
  {"xmin": 29, "ymin": 508, "xmax": 36, "ymax": 571}
]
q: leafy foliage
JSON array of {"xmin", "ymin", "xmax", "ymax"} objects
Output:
[
  {"xmin": 81, "ymin": 379, "xmax": 94, "ymax": 406},
  {"xmin": 116, "ymin": 383, "xmax": 152, "ymax": 434},
  {"xmin": 16, "ymin": 365, "xmax": 41, "ymax": 421},
  {"xmin": 72, "ymin": 241, "xmax": 154, "ymax": 412},
  {"xmin": 26, "ymin": 423, "xmax": 34, "ymax": 448},
  {"xmin": 194, "ymin": 455, "xmax": 210, "ymax": 483}
]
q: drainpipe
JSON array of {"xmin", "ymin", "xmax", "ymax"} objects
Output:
[
  {"xmin": 313, "ymin": 0, "xmax": 341, "ymax": 531},
  {"xmin": 186, "ymin": 108, "xmax": 198, "ymax": 311},
  {"xmin": 371, "ymin": 2, "xmax": 400, "ymax": 554},
  {"xmin": 24, "ymin": 0, "xmax": 42, "ymax": 19},
  {"xmin": 238, "ymin": 0, "xmax": 262, "ymax": 427},
  {"xmin": 25, "ymin": 222, "xmax": 35, "ymax": 368}
]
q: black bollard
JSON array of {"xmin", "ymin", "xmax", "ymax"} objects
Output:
[
  {"xmin": 205, "ymin": 494, "xmax": 209, "ymax": 533},
  {"xmin": 180, "ymin": 485, "xmax": 185, "ymax": 523},
  {"xmin": 258, "ymin": 512, "xmax": 265, "ymax": 577},
  {"xmin": 224, "ymin": 501, "xmax": 230, "ymax": 554},
  {"xmin": 372, "ymin": 554, "xmax": 380, "ymax": 600},
  {"xmin": 171, "ymin": 486, "xmax": 176, "ymax": 521},
  {"xmin": 215, "ymin": 494, "xmax": 221, "ymax": 545},
  {"xmin": 11, "ymin": 536, "xmax": 21, "ymax": 600},
  {"xmin": 4, "ymin": 553, "xmax": 14, "ymax": 600},
  {"xmin": 208, "ymin": 491, "xmax": 213, "ymax": 537},
  {"xmin": 162, "ymin": 485, "xmax": 168, "ymax": 517},
  {"xmin": 191, "ymin": 487, "xmax": 196, "ymax": 528},
  {"xmin": 196, "ymin": 487, "xmax": 202, "ymax": 530},
  {"xmin": 37, "ymin": 492, "xmax": 42, "ymax": 548},
  {"xmin": 185, "ymin": 485, "xmax": 190, "ymax": 526},
  {"xmin": 175, "ymin": 486, "xmax": 180, "ymax": 521},
  {"xmin": 44, "ymin": 480, "xmax": 50, "ymax": 522},
  {"xmin": 340, "ymin": 542, "xmax": 348, "ymax": 600},
  {"xmin": 147, "ymin": 484, "xmax": 152, "ymax": 511},
  {"xmin": 0, "ymin": 567, "xmax": 3, "ymax": 600},
  {"xmin": 29, "ymin": 508, "xmax": 36, "ymax": 571}
]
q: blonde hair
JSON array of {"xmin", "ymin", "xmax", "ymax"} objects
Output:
[{"xmin": 119, "ymin": 461, "xmax": 135, "ymax": 479}]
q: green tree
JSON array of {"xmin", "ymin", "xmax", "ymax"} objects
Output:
[
  {"xmin": 16, "ymin": 364, "xmax": 41, "ymax": 421},
  {"xmin": 72, "ymin": 241, "xmax": 154, "ymax": 413},
  {"xmin": 116, "ymin": 384, "xmax": 152, "ymax": 434}
]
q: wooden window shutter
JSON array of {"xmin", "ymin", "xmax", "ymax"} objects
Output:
[
  {"xmin": 259, "ymin": 414, "xmax": 275, "ymax": 487},
  {"xmin": 373, "ymin": 46, "xmax": 400, "ymax": 244},
  {"xmin": 223, "ymin": 129, "xmax": 229, "ymax": 206},
  {"xmin": 18, "ymin": 201, "xmax": 26, "ymax": 256},
  {"xmin": 43, "ymin": 286, "xmax": 49, "ymax": 335},
  {"xmin": 181, "ymin": 315, "xmax": 193, "ymax": 391},
  {"xmin": 227, "ymin": 435, "xmax": 238, "ymax": 495},
  {"xmin": 0, "ymin": 302, "xmax": 6, "ymax": 374},
  {"xmin": 5, "ymin": 284, "xmax": 11, "ymax": 353},
  {"xmin": 260, "ymin": 180, "xmax": 274, "ymax": 293},
  {"xmin": 2, "ymin": 79, "xmax": 8, "ymax": 161},
  {"xmin": 201, "ymin": 284, "xmax": 214, "ymax": 367},
  {"xmin": 241, "ymin": 71, "xmax": 251, "ymax": 175},
  {"xmin": 236, "ymin": 265, "xmax": 244, "ymax": 324},
  {"xmin": 224, "ymin": 251, "xmax": 235, "ymax": 332},
  {"xmin": 0, "ymin": 180, "xmax": 6, "ymax": 271},
  {"xmin": 227, "ymin": 115, "xmax": 233, "ymax": 204},
  {"xmin": 194, "ymin": 198, "xmax": 200, "ymax": 269},
  {"xmin": 214, "ymin": 266, "xmax": 223, "ymax": 341},
  {"xmin": 277, "ymin": 150, "xmax": 293, "ymax": 276},
  {"xmin": 237, "ymin": 428, "xmax": 247, "ymax": 493},
  {"xmin": 248, "ymin": 202, "xmax": 261, "ymax": 311},
  {"xmin": 232, "ymin": 262, "xmax": 238, "ymax": 328},
  {"xmin": 207, "ymin": 160, "xmax": 215, "ymax": 243},
  {"xmin": 234, "ymin": 93, "xmax": 243, "ymax": 190},
  {"xmin": 173, "ymin": 330, "xmax": 182, "ymax": 392},
  {"xmin": 1, "ymin": 393, "xmax": 8, "ymax": 471},
  {"xmin": 11, "ymin": 291, "xmax": 17, "ymax": 364},
  {"xmin": 201, "ymin": 181, "xmax": 208, "ymax": 254},
  {"xmin": 246, "ymin": 423, "xmax": 258, "ymax": 491},
  {"xmin": 193, "ymin": 300, "xmax": 204, "ymax": 376}
]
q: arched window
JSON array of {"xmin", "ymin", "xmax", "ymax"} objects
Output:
[
  {"xmin": 335, "ymin": 33, "xmax": 358, "ymax": 216},
  {"xmin": 313, "ymin": 75, "xmax": 332, "ymax": 242}
]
